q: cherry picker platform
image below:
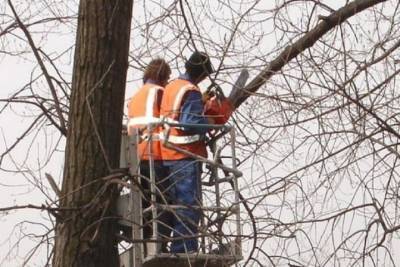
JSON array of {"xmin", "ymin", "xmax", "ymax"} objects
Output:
[{"xmin": 117, "ymin": 121, "xmax": 243, "ymax": 267}]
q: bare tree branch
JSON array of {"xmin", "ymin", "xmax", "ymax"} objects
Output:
[
  {"xmin": 7, "ymin": 0, "xmax": 67, "ymax": 136},
  {"xmin": 234, "ymin": 0, "xmax": 388, "ymax": 108}
]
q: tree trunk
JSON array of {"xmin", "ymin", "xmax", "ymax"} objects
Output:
[{"xmin": 53, "ymin": 1, "xmax": 133, "ymax": 266}]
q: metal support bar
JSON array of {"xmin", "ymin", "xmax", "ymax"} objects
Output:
[
  {"xmin": 202, "ymin": 175, "xmax": 235, "ymax": 186},
  {"xmin": 211, "ymin": 143, "xmax": 223, "ymax": 251},
  {"xmin": 147, "ymin": 124, "xmax": 159, "ymax": 257},
  {"xmin": 128, "ymin": 130, "xmax": 142, "ymax": 267},
  {"xmin": 143, "ymin": 204, "xmax": 239, "ymax": 214},
  {"xmin": 230, "ymin": 128, "xmax": 242, "ymax": 257},
  {"xmin": 163, "ymin": 141, "xmax": 243, "ymax": 177},
  {"xmin": 119, "ymin": 122, "xmax": 242, "ymax": 267}
]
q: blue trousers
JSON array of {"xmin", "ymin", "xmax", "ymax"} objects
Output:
[{"xmin": 163, "ymin": 159, "xmax": 202, "ymax": 253}]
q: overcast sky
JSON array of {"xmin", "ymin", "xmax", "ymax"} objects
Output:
[{"xmin": 2, "ymin": 1, "xmax": 398, "ymax": 266}]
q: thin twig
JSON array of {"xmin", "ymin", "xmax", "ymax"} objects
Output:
[{"xmin": 7, "ymin": 0, "xmax": 67, "ymax": 136}]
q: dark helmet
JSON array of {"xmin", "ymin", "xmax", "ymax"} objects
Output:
[{"xmin": 185, "ymin": 51, "xmax": 214, "ymax": 76}]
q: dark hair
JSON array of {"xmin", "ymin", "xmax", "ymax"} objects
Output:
[
  {"xmin": 143, "ymin": 58, "xmax": 171, "ymax": 85},
  {"xmin": 185, "ymin": 51, "xmax": 214, "ymax": 81}
]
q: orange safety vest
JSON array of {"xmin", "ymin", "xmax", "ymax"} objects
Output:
[
  {"xmin": 160, "ymin": 79, "xmax": 207, "ymax": 160},
  {"xmin": 128, "ymin": 83, "xmax": 163, "ymax": 160}
]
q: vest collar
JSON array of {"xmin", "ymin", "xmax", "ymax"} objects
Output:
[
  {"xmin": 144, "ymin": 79, "xmax": 161, "ymax": 86},
  {"xmin": 178, "ymin": 73, "xmax": 196, "ymax": 85}
]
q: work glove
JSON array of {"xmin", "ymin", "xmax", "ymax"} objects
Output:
[
  {"xmin": 202, "ymin": 90, "xmax": 214, "ymax": 103},
  {"xmin": 204, "ymin": 96, "xmax": 233, "ymax": 124}
]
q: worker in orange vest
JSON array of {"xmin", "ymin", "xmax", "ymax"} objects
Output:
[
  {"xmin": 127, "ymin": 58, "xmax": 172, "ymax": 253},
  {"xmin": 160, "ymin": 51, "xmax": 233, "ymax": 253}
]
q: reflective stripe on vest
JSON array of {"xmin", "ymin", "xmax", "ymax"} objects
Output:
[
  {"xmin": 172, "ymin": 84, "xmax": 196, "ymax": 119},
  {"xmin": 141, "ymin": 131, "xmax": 163, "ymax": 140},
  {"xmin": 160, "ymin": 79, "xmax": 207, "ymax": 160},
  {"xmin": 141, "ymin": 131, "xmax": 199, "ymax": 144},
  {"xmin": 128, "ymin": 84, "xmax": 163, "ymax": 160},
  {"xmin": 160, "ymin": 118, "xmax": 201, "ymax": 144},
  {"xmin": 128, "ymin": 116, "xmax": 161, "ymax": 128},
  {"xmin": 163, "ymin": 83, "xmax": 199, "ymax": 140},
  {"xmin": 167, "ymin": 134, "xmax": 201, "ymax": 144}
]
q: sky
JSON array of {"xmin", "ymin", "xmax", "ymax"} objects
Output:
[{"xmin": 1, "ymin": 0, "xmax": 399, "ymax": 266}]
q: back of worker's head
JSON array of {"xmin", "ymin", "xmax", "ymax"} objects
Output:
[
  {"xmin": 185, "ymin": 51, "xmax": 214, "ymax": 84},
  {"xmin": 143, "ymin": 58, "xmax": 171, "ymax": 87}
]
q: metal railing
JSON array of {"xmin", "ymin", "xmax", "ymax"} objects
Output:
[{"xmin": 119, "ymin": 121, "xmax": 242, "ymax": 267}]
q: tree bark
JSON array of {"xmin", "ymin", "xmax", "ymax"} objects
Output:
[{"xmin": 53, "ymin": 1, "xmax": 133, "ymax": 266}]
